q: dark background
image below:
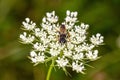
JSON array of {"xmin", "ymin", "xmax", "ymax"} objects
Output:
[{"xmin": 0, "ymin": 0, "xmax": 120, "ymax": 80}]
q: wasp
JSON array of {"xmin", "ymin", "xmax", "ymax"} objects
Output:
[{"xmin": 57, "ymin": 25, "xmax": 70, "ymax": 44}]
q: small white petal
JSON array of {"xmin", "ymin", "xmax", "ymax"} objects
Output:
[
  {"xmin": 72, "ymin": 62, "xmax": 84, "ymax": 73},
  {"xmin": 46, "ymin": 13, "xmax": 51, "ymax": 17},
  {"xmin": 71, "ymin": 12, "xmax": 74, "ymax": 16},
  {"xmin": 22, "ymin": 18, "xmax": 36, "ymax": 30},
  {"xmin": 86, "ymin": 50, "xmax": 99, "ymax": 60},
  {"xmin": 56, "ymin": 57, "xmax": 68, "ymax": 67},
  {"xmin": 42, "ymin": 17, "xmax": 46, "ymax": 22},
  {"xmin": 52, "ymin": 11, "xmax": 55, "ymax": 16},
  {"xmin": 25, "ymin": 18, "xmax": 30, "ymax": 23},
  {"xmin": 96, "ymin": 33, "xmax": 101, "ymax": 37},
  {"xmin": 30, "ymin": 51, "xmax": 37, "ymax": 57},
  {"xmin": 31, "ymin": 58, "xmax": 37, "ymax": 63},
  {"xmin": 66, "ymin": 10, "xmax": 70, "ymax": 16},
  {"xmin": 73, "ymin": 12, "xmax": 78, "ymax": 17},
  {"xmin": 73, "ymin": 53, "xmax": 84, "ymax": 60}
]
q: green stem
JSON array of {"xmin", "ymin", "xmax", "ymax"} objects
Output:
[{"xmin": 46, "ymin": 59, "xmax": 55, "ymax": 80}]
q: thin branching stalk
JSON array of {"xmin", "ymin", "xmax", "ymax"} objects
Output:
[{"xmin": 46, "ymin": 59, "xmax": 55, "ymax": 80}]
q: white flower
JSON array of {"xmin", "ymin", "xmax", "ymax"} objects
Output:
[
  {"xmin": 90, "ymin": 33, "xmax": 104, "ymax": 45},
  {"xmin": 20, "ymin": 10, "xmax": 104, "ymax": 74},
  {"xmin": 65, "ymin": 10, "xmax": 78, "ymax": 23},
  {"xmin": 49, "ymin": 42, "xmax": 59, "ymax": 49},
  {"xmin": 56, "ymin": 57, "xmax": 68, "ymax": 68},
  {"xmin": 30, "ymin": 51, "xmax": 37, "ymax": 57},
  {"xmin": 30, "ymin": 51, "xmax": 45, "ymax": 63},
  {"xmin": 64, "ymin": 10, "xmax": 78, "ymax": 30},
  {"xmin": 42, "ymin": 38, "xmax": 50, "ymax": 45},
  {"xmin": 46, "ymin": 11, "xmax": 58, "ymax": 23},
  {"xmin": 42, "ymin": 17, "xmax": 47, "ymax": 23},
  {"xmin": 71, "ymin": 34, "xmax": 86, "ymax": 44},
  {"xmin": 74, "ymin": 43, "xmax": 94, "ymax": 53},
  {"xmin": 80, "ymin": 23, "xmax": 89, "ymax": 30},
  {"xmin": 69, "ymin": 23, "xmax": 89, "ymax": 44},
  {"xmin": 66, "ymin": 10, "xmax": 70, "ymax": 16},
  {"xmin": 59, "ymin": 44, "xmax": 66, "ymax": 50},
  {"xmin": 33, "ymin": 43, "xmax": 46, "ymax": 51},
  {"xmin": 48, "ymin": 35, "xmax": 56, "ymax": 41},
  {"xmin": 63, "ymin": 48, "xmax": 72, "ymax": 57},
  {"xmin": 86, "ymin": 50, "xmax": 99, "ymax": 60},
  {"xmin": 22, "ymin": 18, "xmax": 36, "ymax": 30},
  {"xmin": 50, "ymin": 48, "xmax": 60, "ymax": 56},
  {"xmin": 67, "ymin": 42, "xmax": 74, "ymax": 50},
  {"xmin": 75, "ymin": 23, "xmax": 89, "ymax": 35},
  {"xmin": 69, "ymin": 29, "xmax": 76, "ymax": 38},
  {"xmin": 73, "ymin": 52, "xmax": 84, "ymax": 60},
  {"xmin": 72, "ymin": 61, "xmax": 84, "ymax": 73},
  {"xmin": 20, "ymin": 32, "xmax": 35, "ymax": 44},
  {"xmin": 34, "ymin": 28, "xmax": 47, "ymax": 38}
]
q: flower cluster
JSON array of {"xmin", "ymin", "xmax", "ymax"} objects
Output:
[{"xmin": 19, "ymin": 10, "xmax": 104, "ymax": 73}]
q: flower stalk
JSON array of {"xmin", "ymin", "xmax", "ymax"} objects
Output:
[{"xmin": 46, "ymin": 59, "xmax": 55, "ymax": 80}]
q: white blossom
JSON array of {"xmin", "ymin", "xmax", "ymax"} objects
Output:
[
  {"xmin": 34, "ymin": 28, "xmax": 47, "ymax": 38},
  {"xmin": 46, "ymin": 11, "xmax": 58, "ymax": 23},
  {"xmin": 22, "ymin": 18, "xmax": 36, "ymax": 30},
  {"xmin": 42, "ymin": 38, "xmax": 50, "ymax": 45},
  {"xmin": 20, "ymin": 32, "xmax": 34, "ymax": 44},
  {"xmin": 65, "ymin": 10, "xmax": 78, "ymax": 23},
  {"xmin": 50, "ymin": 48, "xmax": 60, "ymax": 56},
  {"xmin": 67, "ymin": 42, "xmax": 74, "ymax": 50},
  {"xmin": 80, "ymin": 23, "xmax": 89, "ymax": 30},
  {"xmin": 30, "ymin": 51, "xmax": 37, "ymax": 57},
  {"xmin": 63, "ymin": 48, "xmax": 72, "ymax": 57},
  {"xmin": 19, "ymin": 10, "xmax": 104, "ymax": 74},
  {"xmin": 49, "ymin": 42, "xmax": 60, "ymax": 49},
  {"xmin": 72, "ymin": 61, "xmax": 84, "ymax": 73},
  {"xmin": 68, "ymin": 30, "xmax": 74, "ymax": 37},
  {"xmin": 64, "ymin": 10, "xmax": 78, "ymax": 30},
  {"xmin": 73, "ymin": 52, "xmax": 84, "ymax": 60},
  {"xmin": 33, "ymin": 42, "xmax": 46, "ymax": 51},
  {"xmin": 75, "ymin": 23, "xmax": 89, "ymax": 35},
  {"xmin": 86, "ymin": 50, "xmax": 99, "ymax": 60},
  {"xmin": 66, "ymin": 10, "xmax": 70, "ymax": 16},
  {"xmin": 56, "ymin": 57, "xmax": 68, "ymax": 68},
  {"xmin": 90, "ymin": 33, "xmax": 104, "ymax": 45},
  {"xmin": 30, "ymin": 51, "xmax": 45, "ymax": 63},
  {"xmin": 71, "ymin": 35, "xmax": 86, "ymax": 44}
]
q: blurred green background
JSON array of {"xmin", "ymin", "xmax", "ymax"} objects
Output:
[{"xmin": 0, "ymin": 0, "xmax": 120, "ymax": 80}]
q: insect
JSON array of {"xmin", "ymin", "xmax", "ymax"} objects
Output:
[{"xmin": 58, "ymin": 25, "xmax": 70, "ymax": 44}]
